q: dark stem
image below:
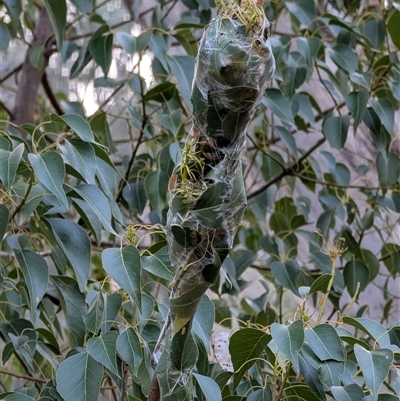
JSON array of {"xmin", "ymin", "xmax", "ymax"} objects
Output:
[{"xmin": 41, "ymin": 71, "xmax": 64, "ymax": 115}]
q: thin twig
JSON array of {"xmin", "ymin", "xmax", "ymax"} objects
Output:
[
  {"xmin": 0, "ymin": 63, "xmax": 23, "ymax": 84},
  {"xmin": 41, "ymin": 71, "xmax": 64, "ymax": 115},
  {"xmin": 0, "ymin": 368, "xmax": 46, "ymax": 383},
  {"xmin": 247, "ymin": 137, "xmax": 326, "ymax": 199}
]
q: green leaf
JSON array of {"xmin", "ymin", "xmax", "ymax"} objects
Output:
[
  {"xmin": 28, "ymin": 152, "xmax": 69, "ymax": 212},
  {"xmin": 51, "ymin": 276, "xmax": 87, "ymax": 346},
  {"xmin": 274, "ymin": 126, "xmax": 297, "ymax": 157},
  {"xmin": 0, "ymin": 143, "xmax": 23, "ymax": 191},
  {"xmin": 167, "ymin": 55, "xmax": 195, "ymax": 109},
  {"xmin": 247, "ymin": 388, "xmax": 272, "ymax": 401},
  {"xmin": 343, "ymin": 260, "xmax": 369, "ymax": 297},
  {"xmin": 53, "ymin": 113, "xmax": 95, "ymax": 142},
  {"xmin": 149, "ymin": 34, "xmax": 168, "ymax": 70},
  {"xmin": 193, "ymin": 373, "xmax": 222, "ymax": 401},
  {"xmin": 371, "ymin": 98, "xmax": 395, "ymax": 134},
  {"xmin": 381, "ymin": 243, "xmax": 400, "ymax": 276},
  {"xmin": 387, "ymin": 8, "xmax": 400, "ymax": 49},
  {"xmin": 0, "ymin": 23, "xmax": 11, "ymax": 51},
  {"xmin": 115, "ymin": 32, "xmax": 136, "ymax": 55},
  {"xmin": 309, "ymin": 274, "xmax": 332, "ymax": 294},
  {"xmin": 285, "ymin": 0, "xmax": 316, "ymax": 25},
  {"xmin": 342, "ymin": 317, "xmax": 391, "ymax": 348},
  {"xmin": 284, "ymin": 384, "xmax": 321, "ymax": 401},
  {"xmin": 331, "ymin": 384, "xmax": 365, "ymax": 401},
  {"xmin": 298, "ymin": 353, "xmax": 325, "ymax": 400},
  {"xmin": 345, "ymin": 89, "xmax": 368, "ymax": 132},
  {"xmin": 2, "ymin": 393, "xmax": 35, "ymax": 401},
  {"xmin": 305, "ymin": 324, "xmax": 345, "ymax": 362},
  {"xmin": 144, "ymin": 82, "xmax": 176, "ymax": 103},
  {"xmin": 43, "ymin": 0, "xmax": 66, "ymax": 50},
  {"xmin": 83, "ymin": 292, "xmax": 104, "ymax": 334},
  {"xmin": 141, "ymin": 246, "xmax": 172, "ymax": 280},
  {"xmin": 102, "ymin": 246, "xmax": 141, "ymax": 311},
  {"xmin": 122, "ymin": 181, "xmax": 148, "ymax": 215},
  {"xmin": 230, "ymin": 328, "xmax": 271, "ymax": 389},
  {"xmin": 328, "ymin": 45, "xmax": 358, "ymax": 73},
  {"xmin": 354, "ymin": 344, "xmax": 393, "ymax": 400},
  {"xmin": 101, "ymin": 293, "xmax": 122, "ymax": 333},
  {"xmin": 89, "ymin": 34, "xmax": 114, "ymax": 76},
  {"xmin": 69, "ymin": 184, "xmax": 117, "ymax": 235},
  {"xmin": 144, "ymin": 170, "xmax": 169, "ymax": 219},
  {"xmin": 349, "ymin": 72, "xmax": 372, "ymax": 89},
  {"xmin": 15, "ymin": 250, "xmax": 49, "ymax": 320},
  {"xmin": 116, "ymin": 327, "xmax": 142, "ymax": 371},
  {"xmin": 270, "ymin": 320, "xmax": 304, "ymax": 369},
  {"xmin": 192, "ymin": 295, "xmax": 214, "ymax": 353},
  {"xmin": 376, "ymin": 151, "xmax": 400, "ymax": 187},
  {"xmin": 318, "ymin": 360, "xmax": 344, "ymax": 389},
  {"xmin": 87, "ymin": 331, "xmax": 119, "ymax": 377},
  {"xmin": 56, "ymin": 352, "xmax": 103, "ymax": 401},
  {"xmin": 322, "ymin": 115, "xmax": 350, "ymax": 149},
  {"xmin": 70, "ymin": 0, "xmax": 93, "ymax": 13},
  {"xmin": 48, "ymin": 218, "xmax": 91, "ymax": 292},
  {"xmin": 0, "ymin": 204, "xmax": 9, "ymax": 243},
  {"xmin": 263, "ymin": 89, "xmax": 295, "ymax": 126},
  {"xmin": 270, "ymin": 261, "xmax": 300, "ymax": 296},
  {"xmin": 61, "ymin": 139, "xmax": 96, "ymax": 184}
]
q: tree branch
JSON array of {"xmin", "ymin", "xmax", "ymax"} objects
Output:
[
  {"xmin": 247, "ymin": 137, "xmax": 327, "ymax": 199},
  {"xmin": 10, "ymin": 6, "xmax": 54, "ymax": 134},
  {"xmin": 41, "ymin": 71, "xmax": 64, "ymax": 115},
  {"xmin": 0, "ymin": 368, "xmax": 46, "ymax": 383}
]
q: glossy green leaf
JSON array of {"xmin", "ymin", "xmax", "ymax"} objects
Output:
[
  {"xmin": 101, "ymin": 292, "xmax": 122, "ymax": 333},
  {"xmin": 87, "ymin": 331, "xmax": 119, "ymax": 377},
  {"xmin": 192, "ymin": 295, "xmax": 214, "ymax": 353},
  {"xmin": 3, "ymin": 146, "xmax": 25, "ymax": 195},
  {"xmin": 371, "ymin": 98, "xmax": 395, "ymax": 134},
  {"xmin": 102, "ymin": 246, "xmax": 141, "ymax": 311},
  {"xmin": 193, "ymin": 373, "xmax": 222, "ymax": 401},
  {"xmin": 144, "ymin": 170, "xmax": 169, "ymax": 219},
  {"xmin": 53, "ymin": 113, "xmax": 95, "ymax": 142},
  {"xmin": 309, "ymin": 274, "xmax": 332, "ymax": 294},
  {"xmin": 274, "ymin": 126, "xmax": 297, "ymax": 157},
  {"xmin": 270, "ymin": 260, "xmax": 300, "ymax": 296},
  {"xmin": 70, "ymin": 0, "xmax": 92, "ymax": 13},
  {"xmin": 28, "ymin": 152, "xmax": 69, "ymax": 212},
  {"xmin": 116, "ymin": 327, "xmax": 142, "ymax": 370},
  {"xmin": 298, "ymin": 353, "xmax": 325, "ymax": 400},
  {"xmin": 247, "ymin": 388, "xmax": 272, "ymax": 401},
  {"xmin": 115, "ymin": 32, "xmax": 136, "ymax": 55},
  {"xmin": 349, "ymin": 71, "xmax": 372, "ymax": 89},
  {"xmin": 141, "ymin": 246, "xmax": 172, "ymax": 280},
  {"xmin": 89, "ymin": 34, "xmax": 113, "ymax": 76},
  {"xmin": 376, "ymin": 151, "xmax": 400, "ymax": 187},
  {"xmin": 343, "ymin": 260, "xmax": 369, "ymax": 297},
  {"xmin": 331, "ymin": 384, "xmax": 365, "ymax": 401},
  {"xmin": 15, "ymin": 250, "xmax": 49, "ymax": 320},
  {"xmin": 230, "ymin": 328, "xmax": 271, "ymax": 389},
  {"xmin": 345, "ymin": 89, "xmax": 368, "ymax": 132},
  {"xmin": 144, "ymin": 82, "xmax": 176, "ymax": 103},
  {"xmin": 318, "ymin": 360, "xmax": 344, "ymax": 389},
  {"xmin": 354, "ymin": 344, "xmax": 393, "ymax": 400},
  {"xmin": 285, "ymin": 0, "xmax": 316, "ymax": 25},
  {"xmin": 83, "ymin": 292, "xmax": 104, "ymax": 334},
  {"xmin": 70, "ymin": 184, "xmax": 117, "ymax": 235},
  {"xmin": 51, "ymin": 276, "xmax": 87, "ymax": 346},
  {"xmin": 56, "ymin": 352, "xmax": 103, "ymax": 401},
  {"xmin": 122, "ymin": 181, "xmax": 148, "ymax": 215},
  {"xmin": 305, "ymin": 324, "xmax": 345, "ymax": 362},
  {"xmin": 48, "ymin": 218, "xmax": 91, "ymax": 292},
  {"xmin": 387, "ymin": 8, "xmax": 400, "ymax": 49},
  {"xmin": 263, "ymin": 89, "xmax": 295, "ymax": 126},
  {"xmin": 271, "ymin": 320, "xmax": 304, "ymax": 369},
  {"xmin": 73, "ymin": 198, "xmax": 102, "ymax": 246},
  {"xmin": 284, "ymin": 384, "xmax": 321, "ymax": 401},
  {"xmin": 328, "ymin": 45, "xmax": 358, "ymax": 73},
  {"xmin": 381, "ymin": 243, "xmax": 400, "ymax": 276},
  {"xmin": 61, "ymin": 139, "xmax": 96, "ymax": 184},
  {"xmin": 0, "ymin": 204, "xmax": 9, "ymax": 243},
  {"xmin": 167, "ymin": 55, "xmax": 195, "ymax": 109},
  {"xmin": 322, "ymin": 115, "xmax": 350, "ymax": 149},
  {"xmin": 43, "ymin": 0, "xmax": 66, "ymax": 50}
]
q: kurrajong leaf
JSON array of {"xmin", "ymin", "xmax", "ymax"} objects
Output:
[
  {"xmin": 56, "ymin": 352, "xmax": 103, "ymax": 401},
  {"xmin": 102, "ymin": 246, "xmax": 142, "ymax": 311}
]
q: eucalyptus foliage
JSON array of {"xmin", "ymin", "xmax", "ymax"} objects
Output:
[{"xmin": 0, "ymin": 0, "xmax": 399, "ymax": 401}]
